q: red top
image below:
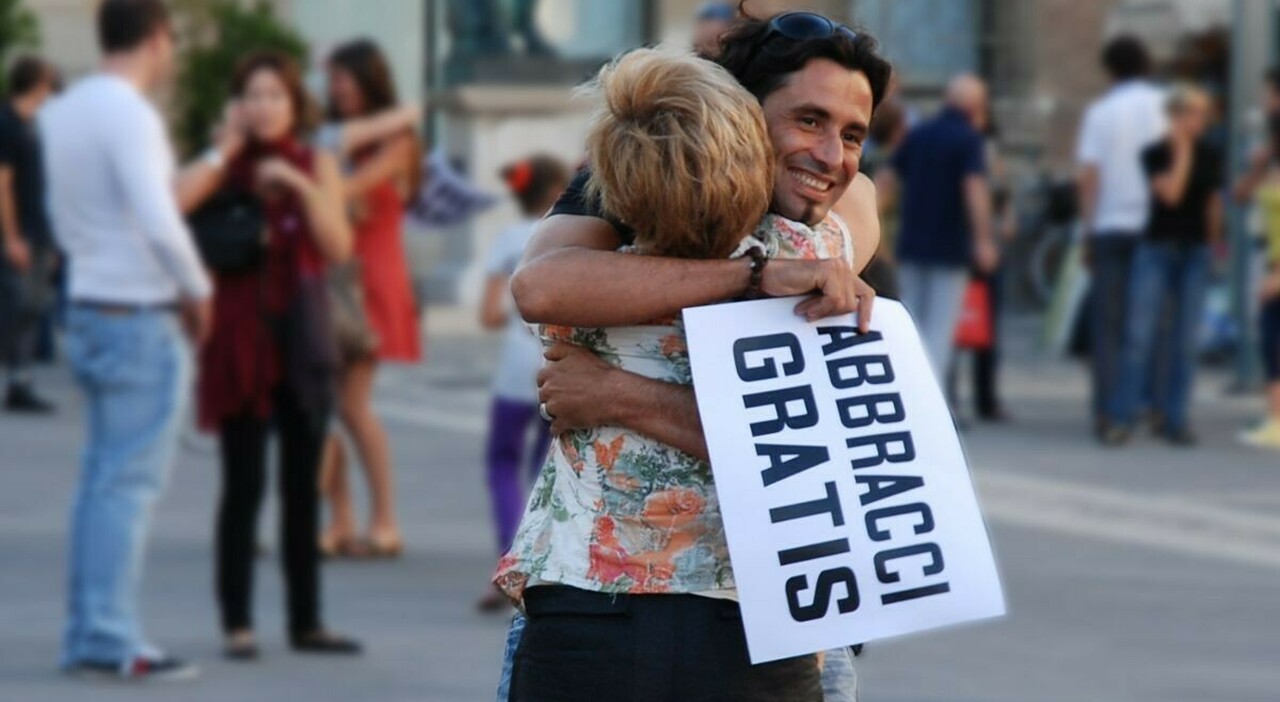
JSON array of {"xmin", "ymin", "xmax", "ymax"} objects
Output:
[
  {"xmin": 198, "ymin": 138, "xmax": 326, "ymax": 429},
  {"xmin": 351, "ymin": 149, "xmax": 422, "ymax": 362}
]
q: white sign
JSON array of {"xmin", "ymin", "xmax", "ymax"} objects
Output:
[{"xmin": 684, "ymin": 297, "xmax": 1005, "ymax": 664}]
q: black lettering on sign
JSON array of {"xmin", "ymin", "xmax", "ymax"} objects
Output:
[
  {"xmin": 734, "ymin": 333, "xmax": 804, "ymax": 382},
  {"xmin": 836, "ymin": 392, "xmax": 906, "ymax": 429},
  {"xmin": 854, "ymin": 474, "xmax": 925, "ymax": 506},
  {"xmin": 786, "ymin": 567, "xmax": 860, "ymax": 622},
  {"xmin": 778, "ymin": 537, "xmax": 850, "ymax": 566},
  {"xmin": 757, "ymin": 444, "xmax": 830, "ymax": 487},
  {"xmin": 873, "ymin": 542, "xmax": 945, "ymax": 584},
  {"xmin": 827, "ymin": 354, "xmax": 895, "ymax": 390},
  {"xmin": 817, "ymin": 327, "xmax": 882, "ymax": 356},
  {"xmin": 743, "ymin": 386, "xmax": 819, "ymax": 437},
  {"xmin": 846, "ymin": 432, "xmax": 916, "ymax": 469},
  {"xmin": 865, "ymin": 502, "xmax": 935, "ymax": 542},
  {"xmin": 882, "ymin": 582, "xmax": 951, "ymax": 605},
  {"xmin": 770, "ymin": 481, "xmax": 845, "ymax": 527}
]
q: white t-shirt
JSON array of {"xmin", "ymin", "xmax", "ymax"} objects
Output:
[
  {"xmin": 1075, "ymin": 80, "xmax": 1168, "ymax": 235},
  {"xmin": 486, "ymin": 219, "xmax": 543, "ymax": 403},
  {"xmin": 39, "ymin": 74, "xmax": 212, "ymax": 304}
]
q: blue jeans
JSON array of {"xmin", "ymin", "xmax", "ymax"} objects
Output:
[
  {"xmin": 1089, "ymin": 236, "xmax": 1140, "ymax": 425},
  {"xmin": 1118, "ymin": 242, "xmax": 1210, "ymax": 432},
  {"xmin": 61, "ymin": 306, "xmax": 191, "ymax": 666},
  {"xmin": 494, "ymin": 613, "xmax": 857, "ymax": 701}
]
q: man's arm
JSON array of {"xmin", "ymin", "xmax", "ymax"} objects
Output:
[
  {"xmin": 537, "ymin": 343, "xmax": 709, "ymax": 461},
  {"xmin": 111, "ymin": 110, "xmax": 212, "ymax": 302},
  {"xmin": 513, "ymin": 215, "xmax": 866, "ymax": 328},
  {"xmin": 965, "ymin": 173, "xmax": 997, "ymax": 272},
  {"xmin": 833, "ymin": 172, "xmax": 881, "ymax": 274},
  {"xmin": 1077, "ymin": 164, "xmax": 1099, "ymax": 264},
  {"xmin": 0, "ymin": 166, "xmax": 28, "ymax": 270}
]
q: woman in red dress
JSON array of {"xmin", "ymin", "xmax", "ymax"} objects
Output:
[
  {"xmin": 318, "ymin": 40, "xmax": 422, "ymax": 557},
  {"xmin": 185, "ymin": 52, "xmax": 361, "ymax": 659}
]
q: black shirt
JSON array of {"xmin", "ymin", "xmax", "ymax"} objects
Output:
[
  {"xmin": 1141, "ymin": 138, "xmax": 1223, "ymax": 245},
  {"xmin": 0, "ymin": 103, "xmax": 50, "ymax": 244},
  {"xmin": 546, "ymin": 168, "xmax": 635, "ymax": 244}
]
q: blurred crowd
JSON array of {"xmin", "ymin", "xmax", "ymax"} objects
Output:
[
  {"xmin": 2, "ymin": 0, "xmax": 1279, "ymax": 697},
  {"xmin": 865, "ymin": 32, "xmax": 1280, "ymax": 450}
]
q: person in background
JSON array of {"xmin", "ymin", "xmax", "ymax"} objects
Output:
[
  {"xmin": 963, "ymin": 98, "xmax": 1016, "ymax": 422},
  {"xmin": 886, "ymin": 73, "xmax": 998, "ymax": 376},
  {"xmin": 0, "ymin": 56, "xmax": 59, "ymax": 414},
  {"xmin": 860, "ymin": 96, "xmax": 906, "ymax": 299},
  {"xmin": 1075, "ymin": 35, "xmax": 1167, "ymax": 445},
  {"xmin": 316, "ymin": 39, "xmax": 423, "ymax": 559},
  {"xmin": 41, "ymin": 0, "xmax": 210, "ymax": 681},
  {"xmin": 182, "ymin": 51, "xmax": 361, "ymax": 660},
  {"xmin": 475, "ymin": 154, "xmax": 568, "ymax": 612},
  {"xmin": 1114, "ymin": 85, "xmax": 1221, "ymax": 446},
  {"xmin": 1234, "ymin": 76, "xmax": 1280, "ymax": 450},
  {"xmin": 692, "ymin": 2, "xmax": 735, "ymax": 56}
]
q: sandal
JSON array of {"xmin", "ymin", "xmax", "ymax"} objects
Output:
[
  {"xmin": 224, "ymin": 630, "xmax": 259, "ymax": 661},
  {"xmin": 291, "ymin": 629, "xmax": 363, "ymax": 655},
  {"xmin": 319, "ymin": 534, "xmax": 370, "ymax": 560},
  {"xmin": 365, "ymin": 533, "xmax": 403, "ymax": 559}
]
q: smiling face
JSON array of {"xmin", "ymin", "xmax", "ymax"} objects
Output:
[{"xmin": 760, "ymin": 58, "xmax": 874, "ymax": 225}]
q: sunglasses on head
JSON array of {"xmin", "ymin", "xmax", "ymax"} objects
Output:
[{"xmin": 743, "ymin": 12, "xmax": 859, "ymax": 67}]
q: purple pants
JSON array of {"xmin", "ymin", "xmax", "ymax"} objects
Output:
[{"xmin": 486, "ymin": 397, "xmax": 552, "ymax": 553}]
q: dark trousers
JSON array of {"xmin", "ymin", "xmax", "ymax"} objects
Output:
[
  {"xmin": 972, "ymin": 268, "xmax": 1004, "ymax": 416},
  {"xmin": 0, "ymin": 241, "xmax": 55, "ymax": 382},
  {"xmin": 1261, "ymin": 295, "xmax": 1280, "ymax": 382},
  {"xmin": 1089, "ymin": 235, "xmax": 1140, "ymax": 426},
  {"xmin": 216, "ymin": 386, "xmax": 328, "ymax": 636},
  {"xmin": 511, "ymin": 585, "xmax": 822, "ymax": 702}
]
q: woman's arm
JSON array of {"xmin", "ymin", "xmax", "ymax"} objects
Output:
[
  {"xmin": 342, "ymin": 132, "xmax": 416, "ymax": 202},
  {"xmin": 336, "ymin": 105, "xmax": 420, "ymax": 157},
  {"xmin": 175, "ymin": 104, "xmax": 246, "ymax": 213},
  {"xmin": 258, "ymin": 153, "xmax": 353, "ymax": 263}
]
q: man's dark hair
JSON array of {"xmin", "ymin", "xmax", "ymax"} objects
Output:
[
  {"xmin": 97, "ymin": 0, "xmax": 172, "ymax": 54},
  {"xmin": 7, "ymin": 56, "xmax": 54, "ymax": 97},
  {"xmin": 1101, "ymin": 34, "xmax": 1151, "ymax": 81},
  {"xmin": 712, "ymin": 12, "xmax": 892, "ymax": 111}
]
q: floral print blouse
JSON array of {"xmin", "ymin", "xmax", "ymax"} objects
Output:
[{"xmin": 493, "ymin": 213, "xmax": 854, "ymax": 602}]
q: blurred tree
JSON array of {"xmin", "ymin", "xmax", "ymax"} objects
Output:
[
  {"xmin": 173, "ymin": 0, "xmax": 308, "ymax": 156},
  {"xmin": 0, "ymin": 0, "xmax": 41, "ymax": 94}
]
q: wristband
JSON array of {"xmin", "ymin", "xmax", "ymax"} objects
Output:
[
  {"xmin": 745, "ymin": 247, "xmax": 767, "ymax": 299},
  {"xmin": 202, "ymin": 147, "xmax": 226, "ymax": 171}
]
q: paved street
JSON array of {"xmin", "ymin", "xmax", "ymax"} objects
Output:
[{"xmin": 2, "ymin": 314, "xmax": 1279, "ymax": 702}]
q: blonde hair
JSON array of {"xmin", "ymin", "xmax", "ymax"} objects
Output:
[
  {"xmin": 1166, "ymin": 82, "xmax": 1211, "ymax": 115},
  {"xmin": 581, "ymin": 46, "xmax": 773, "ymax": 259}
]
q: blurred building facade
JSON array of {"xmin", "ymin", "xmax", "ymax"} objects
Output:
[{"xmin": 14, "ymin": 0, "xmax": 1266, "ymax": 308}]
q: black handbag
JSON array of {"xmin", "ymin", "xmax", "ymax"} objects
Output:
[{"xmin": 188, "ymin": 189, "xmax": 267, "ymax": 275}]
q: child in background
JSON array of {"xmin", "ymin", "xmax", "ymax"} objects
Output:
[{"xmin": 477, "ymin": 155, "xmax": 570, "ymax": 610}]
